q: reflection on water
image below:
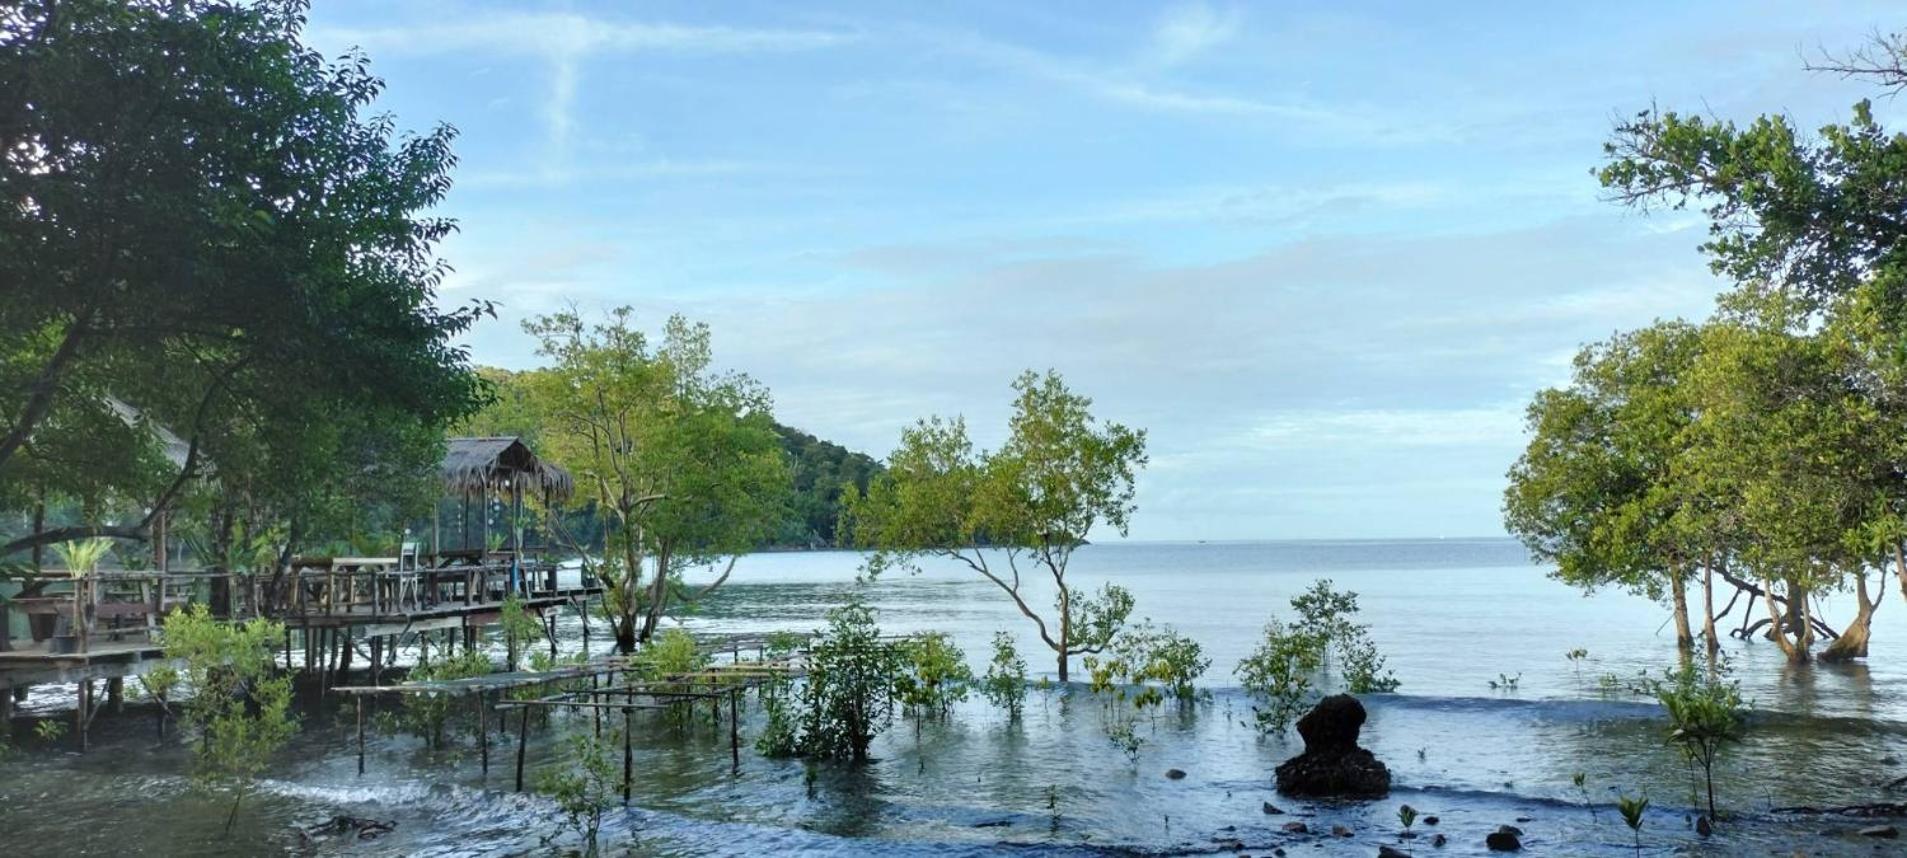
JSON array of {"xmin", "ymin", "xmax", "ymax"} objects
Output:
[{"xmin": 4, "ymin": 539, "xmax": 1905, "ymax": 856}]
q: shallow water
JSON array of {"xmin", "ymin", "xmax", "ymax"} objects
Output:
[{"xmin": 3, "ymin": 539, "xmax": 1904, "ymax": 856}]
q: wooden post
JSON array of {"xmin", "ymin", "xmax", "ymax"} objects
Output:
[
  {"xmin": 356, "ymin": 696, "xmax": 366, "ymax": 775},
  {"xmin": 107, "ymin": 677, "xmax": 123, "ymax": 714},
  {"xmin": 478, "ymin": 692, "xmax": 489, "ymax": 775},
  {"xmin": 546, "ymin": 612, "xmax": 557, "ymax": 658},
  {"xmin": 76, "ymin": 680, "xmax": 89, "ymax": 752},
  {"xmin": 515, "ymin": 707, "xmax": 530, "ymax": 792},
  {"xmin": 622, "ymin": 705, "xmax": 632, "ymax": 805},
  {"xmin": 730, "ymin": 686, "xmax": 740, "ymax": 774},
  {"xmin": 592, "ymin": 674, "xmax": 601, "ymax": 738}
]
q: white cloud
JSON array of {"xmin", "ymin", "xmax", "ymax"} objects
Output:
[
  {"xmin": 1149, "ymin": 3, "xmax": 1242, "ymax": 66},
  {"xmin": 309, "ymin": 14, "xmax": 856, "ymax": 59}
]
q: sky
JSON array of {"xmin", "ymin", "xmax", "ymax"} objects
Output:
[{"xmin": 303, "ymin": 0, "xmax": 1904, "ymax": 541}]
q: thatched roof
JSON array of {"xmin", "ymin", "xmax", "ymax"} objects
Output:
[{"xmin": 441, "ymin": 436, "xmax": 574, "ymax": 502}]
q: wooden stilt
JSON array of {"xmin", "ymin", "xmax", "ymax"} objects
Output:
[
  {"xmin": 76, "ymin": 680, "xmax": 89, "ymax": 752},
  {"xmin": 622, "ymin": 705, "xmax": 632, "ymax": 805},
  {"xmin": 478, "ymin": 693, "xmax": 489, "ymax": 775},
  {"xmin": 730, "ymin": 687, "xmax": 740, "ymax": 774},
  {"xmin": 515, "ymin": 707, "xmax": 530, "ymax": 792},
  {"xmin": 107, "ymin": 677, "xmax": 123, "ymax": 715},
  {"xmin": 356, "ymin": 697, "xmax": 365, "ymax": 775}
]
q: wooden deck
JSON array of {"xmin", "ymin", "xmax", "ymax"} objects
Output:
[{"xmin": 0, "ymin": 638, "xmax": 172, "ymax": 688}]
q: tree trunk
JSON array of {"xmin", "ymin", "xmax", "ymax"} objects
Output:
[
  {"xmin": 1701, "ymin": 559, "xmax": 1720, "ymax": 657},
  {"xmin": 1763, "ymin": 579, "xmax": 1804, "ymax": 663},
  {"xmin": 1894, "ymin": 543, "xmax": 1907, "ymax": 607},
  {"xmin": 0, "ymin": 319, "xmax": 86, "ymax": 472},
  {"xmin": 1669, "ymin": 571, "xmax": 1695, "ymax": 654},
  {"xmin": 1821, "ymin": 571, "xmax": 1878, "ymax": 662},
  {"xmin": 1056, "ymin": 584, "xmax": 1071, "ymax": 683}
]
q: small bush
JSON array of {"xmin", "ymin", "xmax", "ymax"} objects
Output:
[
  {"xmin": 1235, "ymin": 579, "xmax": 1397, "ymax": 735},
  {"xmin": 895, "ymin": 632, "xmax": 971, "ymax": 718},
  {"xmin": 980, "ymin": 632, "xmax": 1028, "ymax": 717}
]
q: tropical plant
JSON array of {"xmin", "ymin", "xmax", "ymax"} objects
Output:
[
  {"xmin": 51, "ymin": 538, "xmax": 115, "ymax": 576},
  {"xmin": 539, "ymin": 725, "xmax": 624, "ymax": 857},
  {"xmin": 1616, "ymin": 793, "xmax": 1649, "ymax": 856},
  {"xmin": 842, "ymin": 370, "xmax": 1148, "ymax": 682},
  {"xmin": 1397, "ymin": 803, "xmax": 1418, "ymax": 838},
  {"xmin": 161, "ymin": 604, "xmax": 296, "ymax": 834},
  {"xmin": 1572, "ymin": 771, "xmax": 1598, "ymax": 821},
  {"xmin": 402, "ymin": 650, "xmax": 494, "ymax": 750},
  {"xmin": 1235, "ymin": 580, "xmax": 1397, "ymax": 734},
  {"xmin": 980, "ymin": 631, "xmax": 1029, "ymax": 717},
  {"xmin": 790, "ymin": 598, "xmax": 902, "ymax": 761},
  {"xmin": 895, "ymin": 632, "xmax": 972, "ymax": 719},
  {"xmin": 1656, "ymin": 661, "xmax": 1746, "ymax": 822}
]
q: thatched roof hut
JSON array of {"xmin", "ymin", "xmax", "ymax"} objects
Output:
[{"xmin": 440, "ymin": 437, "xmax": 574, "ymax": 503}]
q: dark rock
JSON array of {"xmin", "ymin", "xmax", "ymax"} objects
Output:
[
  {"xmin": 1165, "ymin": 768, "xmax": 1187, "ymax": 780},
  {"xmin": 1497, "ymin": 825, "xmax": 1523, "ymax": 836},
  {"xmin": 1273, "ymin": 695, "xmax": 1391, "ymax": 798},
  {"xmin": 1859, "ymin": 825, "xmax": 1900, "ymax": 838},
  {"xmin": 1695, "ymin": 815, "xmax": 1712, "ymax": 837},
  {"xmin": 1485, "ymin": 829, "xmax": 1522, "ymax": 851},
  {"xmin": 971, "ymin": 819, "xmax": 1011, "ymax": 828},
  {"xmin": 1514, "ymin": 816, "xmax": 1532, "ymax": 823},
  {"xmin": 1331, "ymin": 824, "xmax": 1353, "ymax": 837},
  {"xmin": 1282, "ymin": 821, "xmax": 1309, "ymax": 834},
  {"xmin": 1274, "ymin": 850, "xmax": 1287, "ymax": 857},
  {"xmin": 1262, "ymin": 802, "xmax": 1284, "ymax": 815},
  {"xmin": 1431, "ymin": 833, "xmax": 1447, "ymax": 847},
  {"xmin": 1422, "ymin": 815, "xmax": 1439, "ymax": 826},
  {"xmin": 1213, "ymin": 837, "xmax": 1244, "ymax": 850},
  {"xmin": 1379, "ymin": 847, "xmax": 1411, "ymax": 858},
  {"xmin": 1219, "ymin": 825, "xmax": 1236, "ymax": 832}
]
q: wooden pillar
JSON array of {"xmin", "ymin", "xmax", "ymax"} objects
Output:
[
  {"xmin": 76, "ymin": 680, "xmax": 89, "ymax": 752},
  {"xmin": 622, "ymin": 705, "xmax": 633, "ymax": 805},
  {"xmin": 107, "ymin": 677, "xmax": 124, "ymax": 714},
  {"xmin": 356, "ymin": 696, "xmax": 366, "ymax": 775},
  {"xmin": 479, "ymin": 484, "xmax": 489, "ymax": 554},
  {"xmin": 730, "ymin": 686, "xmax": 740, "ymax": 773},
  {"xmin": 514, "ymin": 707, "xmax": 530, "ymax": 792},
  {"xmin": 478, "ymin": 693, "xmax": 489, "ymax": 775},
  {"xmin": 461, "ymin": 493, "xmax": 471, "ymax": 552},
  {"xmin": 546, "ymin": 612, "xmax": 557, "ymax": 658}
]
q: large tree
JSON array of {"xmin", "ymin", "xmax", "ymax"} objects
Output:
[
  {"xmin": 523, "ymin": 309, "xmax": 790, "ymax": 652},
  {"xmin": 1, "ymin": 0, "xmax": 487, "ymax": 559},
  {"xmin": 1505, "ymin": 321, "xmax": 1711, "ymax": 653},
  {"xmin": 842, "ymin": 370, "xmax": 1148, "ymax": 682}
]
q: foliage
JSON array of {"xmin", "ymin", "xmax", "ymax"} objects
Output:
[
  {"xmin": 1236, "ymin": 580, "xmax": 1397, "ymax": 735},
  {"xmin": 34, "ymin": 719, "xmax": 65, "ymax": 742},
  {"xmin": 521, "ymin": 309, "xmax": 792, "ymax": 652},
  {"xmin": 50, "ymin": 537, "xmax": 114, "ymax": 575},
  {"xmin": 1105, "ymin": 719, "xmax": 1144, "ymax": 765},
  {"xmin": 843, "ymin": 370, "xmax": 1147, "ymax": 682},
  {"xmin": 1572, "ymin": 771, "xmax": 1598, "ymax": 821},
  {"xmin": 1235, "ymin": 619, "xmax": 1325, "ymax": 735},
  {"xmin": 979, "ymin": 632, "xmax": 1029, "ymax": 717},
  {"xmin": 538, "ymin": 725, "xmax": 624, "ymax": 857},
  {"xmin": 401, "ymin": 650, "xmax": 493, "ymax": 750},
  {"xmin": 161, "ymin": 604, "xmax": 296, "ymax": 832},
  {"xmin": 499, "ymin": 595, "xmax": 544, "ymax": 671},
  {"xmin": 1, "ymin": 0, "xmax": 488, "ymax": 562},
  {"xmin": 773, "ymin": 423, "xmax": 883, "ymax": 548},
  {"xmin": 1085, "ymin": 620, "xmax": 1209, "ymax": 707},
  {"xmin": 1397, "ymin": 803, "xmax": 1418, "ymax": 835},
  {"xmin": 789, "ymin": 598, "xmax": 902, "ymax": 761},
  {"xmin": 1616, "ymin": 793, "xmax": 1649, "ymax": 856},
  {"xmin": 894, "ymin": 632, "xmax": 972, "ymax": 718},
  {"xmin": 1656, "ymin": 660, "xmax": 1746, "ymax": 821}
]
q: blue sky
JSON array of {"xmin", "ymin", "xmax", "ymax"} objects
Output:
[{"xmin": 305, "ymin": 1, "xmax": 1900, "ymax": 541}]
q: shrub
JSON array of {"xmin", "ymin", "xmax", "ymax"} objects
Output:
[
  {"xmin": 403, "ymin": 649, "xmax": 494, "ymax": 749},
  {"xmin": 792, "ymin": 598, "xmax": 902, "ymax": 761},
  {"xmin": 1235, "ymin": 579, "xmax": 1397, "ymax": 735},
  {"xmin": 162, "ymin": 604, "xmax": 297, "ymax": 833},
  {"xmin": 539, "ymin": 726, "xmax": 623, "ymax": 856},
  {"xmin": 979, "ymin": 632, "xmax": 1028, "ymax": 717},
  {"xmin": 895, "ymin": 632, "xmax": 971, "ymax": 718},
  {"xmin": 1656, "ymin": 660, "xmax": 1745, "ymax": 822}
]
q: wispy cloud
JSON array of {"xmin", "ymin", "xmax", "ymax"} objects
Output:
[
  {"xmin": 310, "ymin": 14, "xmax": 857, "ymax": 59},
  {"xmin": 1148, "ymin": 3, "xmax": 1243, "ymax": 66}
]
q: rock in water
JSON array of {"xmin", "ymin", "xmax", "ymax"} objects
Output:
[
  {"xmin": 1859, "ymin": 825, "xmax": 1899, "ymax": 838},
  {"xmin": 1379, "ymin": 847, "xmax": 1412, "ymax": 858},
  {"xmin": 1273, "ymin": 695, "xmax": 1391, "ymax": 798},
  {"xmin": 1484, "ymin": 829, "xmax": 1522, "ymax": 851}
]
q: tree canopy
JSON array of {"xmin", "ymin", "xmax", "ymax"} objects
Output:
[
  {"xmin": 843, "ymin": 370, "xmax": 1148, "ymax": 682},
  {"xmin": 1, "ymin": 0, "xmax": 488, "ymax": 562}
]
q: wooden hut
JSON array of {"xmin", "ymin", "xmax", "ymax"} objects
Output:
[{"xmin": 435, "ymin": 437, "xmax": 574, "ymax": 560}]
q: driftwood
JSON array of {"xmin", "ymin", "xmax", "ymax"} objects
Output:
[
  {"xmin": 303, "ymin": 815, "xmax": 397, "ymax": 841},
  {"xmin": 1773, "ymin": 803, "xmax": 1907, "ymax": 817}
]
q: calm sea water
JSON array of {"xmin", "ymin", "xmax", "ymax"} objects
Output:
[{"xmin": 3, "ymin": 538, "xmax": 1903, "ymax": 856}]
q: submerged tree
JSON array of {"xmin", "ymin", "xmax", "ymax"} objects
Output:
[
  {"xmin": 791, "ymin": 598, "xmax": 903, "ymax": 762},
  {"xmin": 1236, "ymin": 580, "xmax": 1396, "ymax": 734},
  {"xmin": 162, "ymin": 605, "xmax": 297, "ymax": 834},
  {"xmin": 524, "ymin": 309, "xmax": 791, "ymax": 652},
  {"xmin": 842, "ymin": 370, "xmax": 1148, "ymax": 682}
]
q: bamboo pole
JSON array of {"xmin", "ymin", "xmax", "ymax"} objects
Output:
[{"xmin": 515, "ymin": 706, "xmax": 530, "ymax": 792}]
